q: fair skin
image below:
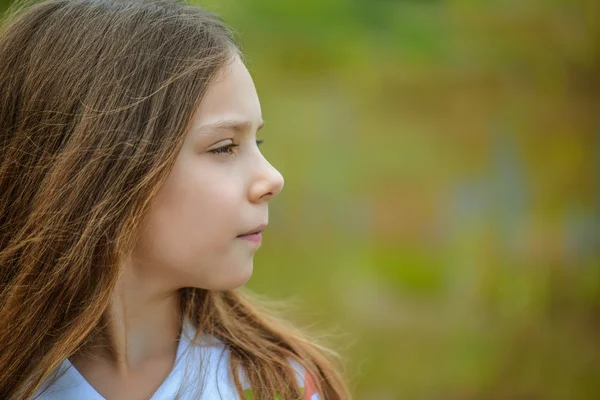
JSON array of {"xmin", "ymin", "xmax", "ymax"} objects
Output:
[{"xmin": 69, "ymin": 54, "xmax": 285, "ymax": 400}]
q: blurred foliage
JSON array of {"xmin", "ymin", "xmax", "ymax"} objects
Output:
[{"xmin": 1, "ymin": 0, "xmax": 599, "ymax": 399}]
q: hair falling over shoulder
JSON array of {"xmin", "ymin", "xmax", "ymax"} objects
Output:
[{"xmin": 0, "ymin": 0, "xmax": 351, "ymax": 398}]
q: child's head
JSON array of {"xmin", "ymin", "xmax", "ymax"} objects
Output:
[
  {"xmin": 0, "ymin": 0, "xmax": 347, "ymax": 398},
  {"xmin": 130, "ymin": 42, "xmax": 285, "ymax": 292},
  {"xmin": 1, "ymin": 0, "xmax": 283, "ymax": 294}
]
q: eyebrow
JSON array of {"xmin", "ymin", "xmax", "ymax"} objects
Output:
[{"xmin": 193, "ymin": 119, "xmax": 265, "ymax": 136}]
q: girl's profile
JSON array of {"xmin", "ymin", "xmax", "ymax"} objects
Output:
[{"xmin": 0, "ymin": 0, "xmax": 350, "ymax": 398}]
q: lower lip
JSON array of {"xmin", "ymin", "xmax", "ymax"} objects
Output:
[{"xmin": 237, "ymin": 232, "xmax": 262, "ymax": 244}]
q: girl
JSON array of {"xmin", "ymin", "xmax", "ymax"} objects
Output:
[{"xmin": 0, "ymin": 0, "xmax": 351, "ymax": 399}]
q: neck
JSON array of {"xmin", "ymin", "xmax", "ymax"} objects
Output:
[{"xmin": 72, "ymin": 267, "xmax": 182, "ymax": 376}]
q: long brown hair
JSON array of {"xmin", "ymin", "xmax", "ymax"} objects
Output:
[{"xmin": 0, "ymin": 0, "xmax": 350, "ymax": 398}]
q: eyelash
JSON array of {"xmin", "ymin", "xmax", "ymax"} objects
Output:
[{"xmin": 209, "ymin": 140, "xmax": 264, "ymax": 155}]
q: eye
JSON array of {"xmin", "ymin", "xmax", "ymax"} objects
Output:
[
  {"xmin": 209, "ymin": 144, "xmax": 238, "ymax": 155},
  {"xmin": 209, "ymin": 140, "xmax": 264, "ymax": 156}
]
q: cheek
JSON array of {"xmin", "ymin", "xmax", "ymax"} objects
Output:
[{"xmin": 138, "ymin": 162, "xmax": 241, "ymax": 274}]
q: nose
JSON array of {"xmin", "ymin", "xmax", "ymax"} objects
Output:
[{"xmin": 249, "ymin": 156, "xmax": 285, "ymax": 203}]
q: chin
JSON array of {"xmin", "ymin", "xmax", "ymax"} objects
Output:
[
  {"xmin": 203, "ymin": 265, "xmax": 254, "ymax": 291},
  {"xmin": 225, "ymin": 267, "xmax": 254, "ymax": 290}
]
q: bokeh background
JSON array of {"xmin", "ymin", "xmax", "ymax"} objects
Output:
[{"xmin": 2, "ymin": 0, "xmax": 599, "ymax": 399}]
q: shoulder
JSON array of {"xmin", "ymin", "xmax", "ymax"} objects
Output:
[
  {"xmin": 171, "ymin": 320, "xmax": 323, "ymax": 399},
  {"xmin": 287, "ymin": 359, "xmax": 321, "ymax": 400},
  {"xmin": 30, "ymin": 362, "xmax": 104, "ymax": 400},
  {"xmin": 191, "ymin": 333, "xmax": 321, "ymax": 400},
  {"xmin": 239, "ymin": 358, "xmax": 321, "ymax": 400}
]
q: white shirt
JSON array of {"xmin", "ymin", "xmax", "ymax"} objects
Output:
[{"xmin": 33, "ymin": 320, "xmax": 321, "ymax": 400}]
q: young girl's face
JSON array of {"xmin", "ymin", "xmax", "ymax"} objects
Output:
[{"xmin": 131, "ymin": 55, "xmax": 284, "ymax": 291}]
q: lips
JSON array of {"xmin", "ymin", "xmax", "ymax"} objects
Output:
[{"xmin": 237, "ymin": 223, "xmax": 267, "ymax": 237}]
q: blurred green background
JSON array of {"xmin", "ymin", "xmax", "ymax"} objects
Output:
[{"xmin": 2, "ymin": 0, "xmax": 599, "ymax": 399}]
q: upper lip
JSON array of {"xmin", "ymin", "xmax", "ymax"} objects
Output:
[{"xmin": 238, "ymin": 223, "xmax": 267, "ymax": 236}]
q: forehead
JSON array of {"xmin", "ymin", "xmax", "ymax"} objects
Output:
[{"xmin": 190, "ymin": 55, "xmax": 262, "ymax": 127}]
